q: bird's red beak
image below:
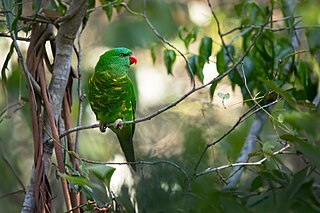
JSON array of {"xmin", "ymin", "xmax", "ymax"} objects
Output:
[{"xmin": 129, "ymin": 55, "xmax": 137, "ymax": 65}]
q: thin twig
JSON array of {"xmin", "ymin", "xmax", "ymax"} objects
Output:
[
  {"xmin": 193, "ymin": 144, "xmax": 290, "ymax": 179},
  {"xmin": 19, "ymin": 15, "xmax": 51, "ymax": 24},
  {"xmin": 207, "ymin": 0, "xmax": 237, "ymax": 69},
  {"xmin": 193, "ymin": 97, "xmax": 279, "ymax": 175},
  {"xmin": 82, "ymin": 158, "xmax": 188, "ymax": 179},
  {"xmin": 74, "ymin": 27, "xmax": 83, "ymax": 155},
  {"xmin": 0, "ymin": 32, "xmax": 30, "ymax": 41},
  {"xmin": 279, "ymin": 50, "xmax": 307, "ymax": 63},
  {"xmin": 0, "ymin": 99, "xmax": 27, "ymax": 123},
  {"xmin": 0, "ymin": 146, "xmax": 26, "ymax": 192},
  {"xmin": 58, "ymin": 123, "xmax": 99, "ymax": 139},
  {"xmin": 0, "ymin": 189, "xmax": 25, "ymax": 199},
  {"xmin": 193, "ymin": 15, "xmax": 269, "ymax": 174},
  {"xmin": 221, "ymin": 16, "xmax": 302, "ymax": 36},
  {"xmin": 65, "ymin": 202, "xmax": 89, "ymax": 213},
  {"xmin": 240, "ymin": 62, "xmax": 254, "ymax": 99}
]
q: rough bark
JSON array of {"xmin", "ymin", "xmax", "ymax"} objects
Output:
[{"xmin": 22, "ymin": 1, "xmax": 88, "ymax": 211}]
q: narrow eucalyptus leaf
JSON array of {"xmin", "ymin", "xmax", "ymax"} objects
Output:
[
  {"xmin": 186, "ymin": 55, "xmax": 198, "ymax": 82},
  {"xmin": 99, "ymin": 0, "xmax": 113, "ymax": 21},
  {"xmin": 1, "ymin": 42, "xmax": 14, "ymax": 88},
  {"xmin": 199, "ymin": 36, "xmax": 213, "ymax": 62},
  {"xmin": 216, "ymin": 49, "xmax": 226, "ymax": 74},
  {"xmin": 151, "ymin": 43, "xmax": 157, "ymax": 64},
  {"xmin": 209, "ymin": 82, "xmax": 218, "ymax": 100},
  {"xmin": 164, "ymin": 49, "xmax": 176, "ymax": 75}
]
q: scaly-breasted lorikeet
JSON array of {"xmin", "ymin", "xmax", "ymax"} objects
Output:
[{"xmin": 88, "ymin": 47, "xmax": 138, "ymax": 171}]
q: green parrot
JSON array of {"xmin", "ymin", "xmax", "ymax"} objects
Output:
[{"xmin": 88, "ymin": 47, "xmax": 138, "ymax": 171}]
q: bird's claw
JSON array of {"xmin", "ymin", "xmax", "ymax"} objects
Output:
[
  {"xmin": 99, "ymin": 122, "xmax": 107, "ymax": 132},
  {"xmin": 114, "ymin": 119, "xmax": 123, "ymax": 129}
]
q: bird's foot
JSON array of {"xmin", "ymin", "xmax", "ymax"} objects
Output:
[
  {"xmin": 114, "ymin": 118, "xmax": 123, "ymax": 129},
  {"xmin": 99, "ymin": 122, "xmax": 107, "ymax": 132}
]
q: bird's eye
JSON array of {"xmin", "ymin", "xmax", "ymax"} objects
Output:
[{"xmin": 118, "ymin": 53, "xmax": 125, "ymax": 57}]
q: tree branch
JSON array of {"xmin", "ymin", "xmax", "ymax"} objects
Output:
[
  {"xmin": 223, "ymin": 109, "xmax": 270, "ymax": 189},
  {"xmin": 193, "ymin": 144, "xmax": 290, "ymax": 179},
  {"xmin": 74, "ymin": 28, "xmax": 84, "ymax": 157},
  {"xmin": 56, "ymin": 13, "xmax": 267, "ymax": 147},
  {"xmin": 81, "ymin": 159, "xmax": 188, "ymax": 179},
  {"xmin": 39, "ymin": 0, "xmax": 88, "ymax": 211}
]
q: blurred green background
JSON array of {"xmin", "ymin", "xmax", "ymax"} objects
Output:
[{"xmin": 1, "ymin": 0, "xmax": 320, "ymax": 212}]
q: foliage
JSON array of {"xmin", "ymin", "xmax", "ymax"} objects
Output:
[{"xmin": 0, "ymin": 0, "xmax": 319, "ymax": 212}]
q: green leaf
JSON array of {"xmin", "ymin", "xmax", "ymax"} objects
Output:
[
  {"xmin": 89, "ymin": 164, "xmax": 115, "ymax": 191},
  {"xmin": 186, "ymin": 55, "xmax": 205, "ymax": 83},
  {"xmin": 209, "ymin": 82, "xmax": 218, "ymax": 100},
  {"xmin": 276, "ymin": 166, "xmax": 310, "ymax": 212},
  {"xmin": 235, "ymin": 2, "xmax": 244, "ymax": 17},
  {"xmin": 163, "ymin": 49, "xmax": 176, "ymax": 75},
  {"xmin": 59, "ymin": 173, "xmax": 92, "ymax": 187},
  {"xmin": 277, "ymin": 114, "xmax": 284, "ymax": 123},
  {"xmin": 1, "ymin": 42, "xmax": 14, "ymax": 92},
  {"xmin": 79, "ymin": 160, "xmax": 90, "ymax": 179},
  {"xmin": 284, "ymin": 111, "xmax": 320, "ymax": 138},
  {"xmin": 12, "ymin": 0, "xmax": 22, "ymax": 33},
  {"xmin": 55, "ymin": 0, "xmax": 67, "ymax": 16},
  {"xmin": 281, "ymin": 134, "xmax": 320, "ymax": 168},
  {"xmin": 217, "ymin": 92, "xmax": 224, "ymax": 99},
  {"xmin": 105, "ymin": 5, "xmax": 113, "ymax": 21},
  {"xmin": 243, "ymin": 2, "xmax": 267, "ymax": 25},
  {"xmin": 85, "ymin": 0, "xmax": 96, "ymax": 19},
  {"xmin": 89, "ymin": 165, "xmax": 115, "ymax": 182},
  {"xmin": 260, "ymin": 170, "xmax": 288, "ymax": 186},
  {"xmin": 178, "ymin": 26, "xmax": 199, "ymax": 49},
  {"xmin": 280, "ymin": 0, "xmax": 297, "ymax": 27},
  {"xmin": 88, "ymin": 0, "xmax": 96, "ymax": 9},
  {"xmin": 296, "ymin": 60, "xmax": 317, "ymax": 101},
  {"xmin": 82, "ymin": 185, "xmax": 106, "ymax": 208},
  {"xmin": 195, "ymin": 56, "xmax": 205, "ymax": 83},
  {"xmin": 150, "ymin": 43, "xmax": 157, "ymax": 64},
  {"xmin": 306, "ymin": 29, "xmax": 320, "ymax": 53},
  {"xmin": 187, "ymin": 54, "xmax": 197, "ymax": 81},
  {"xmin": 199, "ymin": 36, "xmax": 212, "ymax": 63},
  {"xmin": 251, "ymin": 176, "xmax": 263, "ymax": 191},
  {"xmin": 99, "ymin": 0, "xmax": 114, "ymax": 21},
  {"xmin": 216, "ymin": 48, "xmax": 227, "ymax": 74},
  {"xmin": 216, "ymin": 46, "xmax": 234, "ymax": 75},
  {"xmin": 258, "ymin": 77, "xmax": 297, "ymax": 108},
  {"xmin": 217, "ymin": 92, "xmax": 230, "ymax": 100},
  {"xmin": 1, "ymin": 0, "xmax": 14, "ymax": 30},
  {"xmin": 217, "ymin": 92, "xmax": 230, "ymax": 108},
  {"xmin": 262, "ymin": 141, "xmax": 275, "ymax": 156}
]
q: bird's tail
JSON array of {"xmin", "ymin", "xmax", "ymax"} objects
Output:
[{"xmin": 114, "ymin": 126, "xmax": 136, "ymax": 171}]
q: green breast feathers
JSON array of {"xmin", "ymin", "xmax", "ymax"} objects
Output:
[
  {"xmin": 88, "ymin": 47, "xmax": 138, "ymax": 171},
  {"xmin": 88, "ymin": 73, "xmax": 135, "ymax": 123}
]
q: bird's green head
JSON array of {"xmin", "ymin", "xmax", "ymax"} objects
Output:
[{"xmin": 95, "ymin": 47, "xmax": 137, "ymax": 76}]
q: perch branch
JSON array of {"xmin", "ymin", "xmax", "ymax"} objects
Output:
[{"xmin": 82, "ymin": 158, "xmax": 188, "ymax": 179}]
